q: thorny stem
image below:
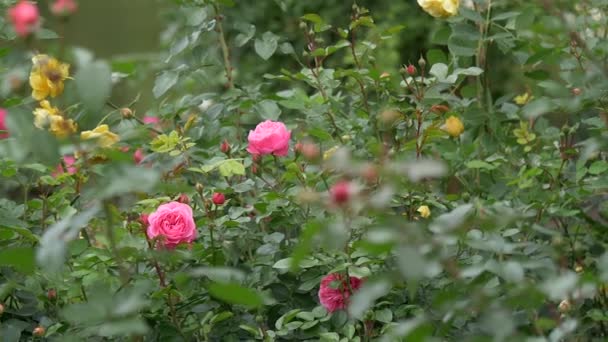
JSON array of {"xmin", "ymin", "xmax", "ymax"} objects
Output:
[
  {"xmin": 102, "ymin": 201, "xmax": 130, "ymax": 284},
  {"xmin": 213, "ymin": 4, "xmax": 234, "ymax": 89},
  {"xmin": 140, "ymin": 220, "xmax": 183, "ymax": 334}
]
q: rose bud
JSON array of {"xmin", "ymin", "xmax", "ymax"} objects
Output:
[
  {"xmin": 33, "ymin": 326, "xmax": 45, "ymax": 337},
  {"xmin": 176, "ymin": 194, "xmax": 190, "ymax": 204},
  {"xmin": 330, "ymin": 180, "xmax": 353, "ymax": 205},
  {"xmin": 212, "ymin": 192, "xmax": 225, "ymax": 205},
  {"xmin": 220, "ymin": 139, "xmax": 231, "ymax": 154},
  {"xmin": 0, "ymin": 303, "xmax": 4, "ymax": 315},
  {"xmin": 47, "ymin": 289, "xmax": 57, "ymax": 300},
  {"xmin": 406, "ymin": 64, "xmax": 416, "ymax": 76}
]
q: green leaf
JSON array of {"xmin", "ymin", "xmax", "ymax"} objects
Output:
[
  {"xmin": 466, "ymin": 160, "xmax": 497, "ymax": 170},
  {"xmin": 255, "ymin": 100, "xmax": 282, "ymax": 120},
  {"xmin": 75, "ymin": 60, "xmax": 112, "ymax": 112},
  {"xmin": 153, "ymin": 71, "xmax": 179, "ymax": 98},
  {"xmin": 208, "ymin": 282, "xmax": 264, "ymax": 308},
  {"xmin": 0, "ymin": 247, "xmax": 35, "ymax": 274},
  {"xmin": 589, "ymin": 161, "xmax": 608, "ymax": 175},
  {"xmin": 255, "ymin": 32, "xmax": 279, "ymax": 60},
  {"xmin": 235, "ymin": 23, "xmax": 256, "ymax": 47}
]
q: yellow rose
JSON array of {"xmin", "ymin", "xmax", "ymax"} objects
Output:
[
  {"xmin": 417, "ymin": 205, "xmax": 431, "ymax": 218},
  {"xmin": 417, "ymin": 0, "xmax": 460, "ymax": 18},
  {"xmin": 81, "ymin": 124, "xmax": 120, "ymax": 147},
  {"xmin": 29, "ymin": 54, "xmax": 70, "ymax": 101},
  {"xmin": 442, "ymin": 116, "xmax": 464, "ymax": 137},
  {"xmin": 514, "ymin": 92, "xmax": 533, "ymax": 105},
  {"xmin": 33, "ymin": 100, "xmax": 60, "ymax": 129},
  {"xmin": 33, "ymin": 101, "xmax": 77, "ymax": 138}
]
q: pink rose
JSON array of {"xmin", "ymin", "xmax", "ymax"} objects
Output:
[
  {"xmin": 0, "ymin": 108, "xmax": 8, "ymax": 139},
  {"xmin": 318, "ymin": 273, "xmax": 363, "ymax": 313},
  {"xmin": 147, "ymin": 201, "xmax": 197, "ymax": 249},
  {"xmin": 247, "ymin": 120, "xmax": 291, "ymax": 156},
  {"xmin": 8, "ymin": 1, "xmax": 39, "ymax": 38},
  {"xmin": 51, "ymin": 0, "xmax": 78, "ymax": 16}
]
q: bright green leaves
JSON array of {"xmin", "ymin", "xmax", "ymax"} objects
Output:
[
  {"xmin": 189, "ymin": 158, "xmax": 245, "ymax": 178},
  {"xmin": 150, "ymin": 130, "xmax": 195, "ymax": 156},
  {"xmin": 0, "ymin": 247, "xmax": 36, "ymax": 274},
  {"xmin": 513, "ymin": 121, "xmax": 536, "ymax": 152}
]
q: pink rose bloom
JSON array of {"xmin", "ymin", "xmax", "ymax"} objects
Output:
[
  {"xmin": 143, "ymin": 116, "xmax": 160, "ymax": 125},
  {"xmin": 53, "ymin": 155, "xmax": 77, "ymax": 177},
  {"xmin": 0, "ymin": 109, "xmax": 8, "ymax": 139},
  {"xmin": 147, "ymin": 201, "xmax": 197, "ymax": 249},
  {"xmin": 51, "ymin": 0, "xmax": 78, "ymax": 16},
  {"xmin": 318, "ymin": 273, "xmax": 363, "ymax": 313},
  {"xmin": 8, "ymin": 1, "xmax": 39, "ymax": 38},
  {"xmin": 247, "ymin": 120, "xmax": 291, "ymax": 156}
]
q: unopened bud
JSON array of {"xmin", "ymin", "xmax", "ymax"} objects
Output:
[
  {"xmin": 212, "ymin": 192, "xmax": 225, "ymax": 205},
  {"xmin": 360, "ymin": 163, "xmax": 378, "ymax": 184},
  {"xmin": 294, "ymin": 142, "xmax": 303, "ymax": 154},
  {"xmin": 301, "ymin": 142, "xmax": 320, "ymax": 161},
  {"xmin": 0, "ymin": 303, "xmax": 4, "ymax": 315},
  {"xmin": 430, "ymin": 104, "xmax": 450, "ymax": 114},
  {"xmin": 571, "ymin": 88, "xmax": 581, "ymax": 96},
  {"xmin": 33, "ymin": 326, "xmax": 45, "ymax": 337},
  {"xmin": 177, "ymin": 193, "xmax": 190, "ymax": 205},
  {"xmin": 120, "ymin": 108, "xmax": 133, "ymax": 119},
  {"xmin": 406, "ymin": 64, "xmax": 416, "ymax": 76},
  {"xmin": 251, "ymin": 164, "xmax": 259, "ymax": 174},
  {"xmin": 330, "ymin": 180, "xmax": 353, "ymax": 205},
  {"xmin": 558, "ymin": 299, "xmax": 572, "ymax": 313},
  {"xmin": 47, "ymin": 289, "xmax": 57, "ymax": 301},
  {"xmin": 139, "ymin": 213, "xmax": 149, "ymax": 226},
  {"xmin": 418, "ymin": 55, "xmax": 426, "ymax": 69},
  {"xmin": 220, "ymin": 140, "xmax": 231, "ymax": 154}
]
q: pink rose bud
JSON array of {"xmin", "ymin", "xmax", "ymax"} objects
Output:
[
  {"xmin": 47, "ymin": 289, "xmax": 57, "ymax": 300},
  {"xmin": 0, "ymin": 109, "xmax": 8, "ymax": 139},
  {"xmin": 8, "ymin": 1, "xmax": 39, "ymax": 38},
  {"xmin": 147, "ymin": 202, "xmax": 196, "ymax": 249},
  {"xmin": 247, "ymin": 120, "xmax": 291, "ymax": 157},
  {"xmin": 177, "ymin": 193, "xmax": 190, "ymax": 205},
  {"xmin": 139, "ymin": 213, "xmax": 149, "ymax": 226},
  {"xmin": 407, "ymin": 64, "xmax": 417, "ymax": 76},
  {"xmin": 220, "ymin": 139, "xmax": 231, "ymax": 154},
  {"xmin": 133, "ymin": 148, "xmax": 144, "ymax": 164},
  {"xmin": 330, "ymin": 180, "xmax": 352, "ymax": 205},
  {"xmin": 0, "ymin": 303, "xmax": 4, "ymax": 315},
  {"xmin": 51, "ymin": 0, "xmax": 78, "ymax": 16},
  {"xmin": 301, "ymin": 142, "xmax": 320, "ymax": 161},
  {"xmin": 212, "ymin": 192, "xmax": 225, "ymax": 205},
  {"xmin": 251, "ymin": 164, "xmax": 259, "ymax": 174},
  {"xmin": 294, "ymin": 142, "xmax": 303, "ymax": 154},
  {"xmin": 143, "ymin": 116, "xmax": 160, "ymax": 125},
  {"xmin": 318, "ymin": 273, "xmax": 363, "ymax": 312}
]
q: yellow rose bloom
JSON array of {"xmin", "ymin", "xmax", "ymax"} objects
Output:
[
  {"xmin": 81, "ymin": 124, "xmax": 120, "ymax": 147},
  {"xmin": 33, "ymin": 101, "xmax": 77, "ymax": 138},
  {"xmin": 33, "ymin": 100, "xmax": 60, "ymax": 129},
  {"xmin": 49, "ymin": 116, "xmax": 77, "ymax": 138},
  {"xmin": 514, "ymin": 92, "xmax": 533, "ymax": 105},
  {"xmin": 29, "ymin": 54, "xmax": 70, "ymax": 101},
  {"xmin": 417, "ymin": 0, "xmax": 460, "ymax": 18},
  {"xmin": 442, "ymin": 116, "xmax": 464, "ymax": 137},
  {"xmin": 417, "ymin": 205, "xmax": 431, "ymax": 218}
]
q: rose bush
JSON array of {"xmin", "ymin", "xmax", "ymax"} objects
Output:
[{"xmin": 0, "ymin": 0, "xmax": 608, "ymax": 341}]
